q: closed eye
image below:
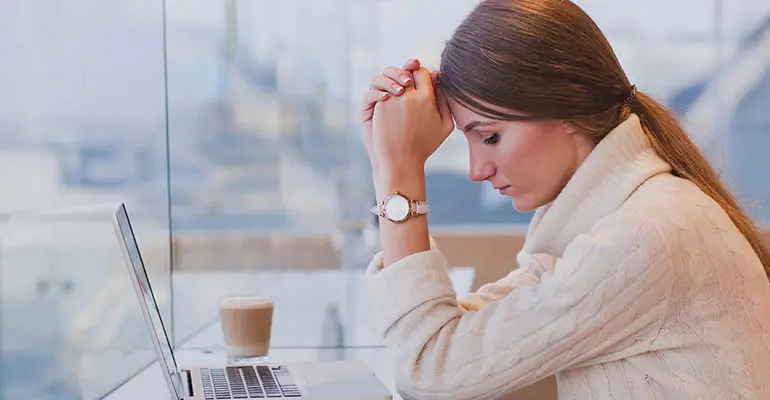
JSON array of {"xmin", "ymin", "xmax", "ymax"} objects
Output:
[{"xmin": 482, "ymin": 133, "xmax": 500, "ymax": 145}]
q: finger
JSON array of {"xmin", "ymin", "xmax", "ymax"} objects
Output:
[
  {"xmin": 412, "ymin": 67, "xmax": 434, "ymax": 95},
  {"xmin": 403, "ymin": 58, "xmax": 421, "ymax": 72},
  {"xmin": 360, "ymin": 90, "xmax": 390, "ymax": 122},
  {"xmin": 383, "ymin": 66, "xmax": 413, "ymax": 87},
  {"xmin": 370, "ymin": 74, "xmax": 407, "ymax": 95},
  {"xmin": 361, "ymin": 90, "xmax": 390, "ymax": 111},
  {"xmin": 400, "ymin": 58, "xmax": 421, "ymax": 82}
]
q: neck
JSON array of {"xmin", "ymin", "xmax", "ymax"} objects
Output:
[{"xmin": 524, "ymin": 114, "xmax": 672, "ymax": 257}]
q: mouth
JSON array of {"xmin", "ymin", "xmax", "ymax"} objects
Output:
[{"xmin": 494, "ymin": 185, "xmax": 512, "ymax": 194}]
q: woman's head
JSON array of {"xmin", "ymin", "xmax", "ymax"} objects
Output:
[
  {"xmin": 439, "ymin": 0, "xmax": 770, "ymax": 277},
  {"xmin": 439, "ymin": 0, "xmax": 634, "ymax": 211}
]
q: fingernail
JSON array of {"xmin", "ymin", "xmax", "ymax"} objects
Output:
[
  {"xmin": 392, "ymin": 84, "xmax": 403, "ymax": 93},
  {"xmin": 400, "ymin": 75, "xmax": 411, "ymax": 84},
  {"xmin": 379, "ymin": 92, "xmax": 388, "ymax": 98}
]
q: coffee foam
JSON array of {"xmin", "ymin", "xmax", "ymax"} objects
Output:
[{"xmin": 219, "ymin": 296, "xmax": 273, "ymax": 309}]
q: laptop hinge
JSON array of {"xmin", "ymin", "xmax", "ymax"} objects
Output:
[{"xmin": 183, "ymin": 369, "xmax": 194, "ymax": 398}]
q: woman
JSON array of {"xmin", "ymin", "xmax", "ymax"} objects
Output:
[{"xmin": 360, "ymin": 1, "xmax": 770, "ymax": 399}]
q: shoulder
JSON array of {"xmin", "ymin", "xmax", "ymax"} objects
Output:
[
  {"xmin": 625, "ymin": 173, "xmax": 741, "ymax": 240},
  {"xmin": 586, "ymin": 172, "xmax": 747, "ymax": 261}
]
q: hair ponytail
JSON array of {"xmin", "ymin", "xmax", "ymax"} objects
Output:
[{"xmin": 631, "ymin": 92, "xmax": 770, "ymax": 279}]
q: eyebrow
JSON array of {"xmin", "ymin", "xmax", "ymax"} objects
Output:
[{"xmin": 462, "ymin": 120, "xmax": 497, "ymax": 133}]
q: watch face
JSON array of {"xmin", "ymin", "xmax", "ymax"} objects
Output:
[{"xmin": 384, "ymin": 194, "xmax": 410, "ymax": 222}]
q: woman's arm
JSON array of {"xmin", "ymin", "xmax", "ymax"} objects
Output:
[
  {"xmin": 369, "ymin": 235, "xmax": 547, "ymax": 312},
  {"xmin": 365, "ymin": 213, "xmax": 674, "ymax": 400},
  {"xmin": 459, "ymin": 252, "xmax": 554, "ymax": 311}
]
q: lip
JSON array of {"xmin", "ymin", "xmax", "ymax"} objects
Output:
[{"xmin": 494, "ymin": 185, "xmax": 512, "ymax": 193}]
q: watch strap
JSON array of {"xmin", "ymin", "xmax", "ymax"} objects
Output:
[{"xmin": 413, "ymin": 200, "xmax": 429, "ymax": 215}]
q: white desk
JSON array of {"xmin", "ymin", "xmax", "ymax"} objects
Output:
[
  {"xmin": 105, "ymin": 347, "xmax": 395, "ymax": 400},
  {"xmin": 106, "ymin": 267, "xmax": 475, "ymax": 399}
]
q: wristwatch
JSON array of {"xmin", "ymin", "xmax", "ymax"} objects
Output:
[{"xmin": 370, "ymin": 192, "xmax": 430, "ymax": 223}]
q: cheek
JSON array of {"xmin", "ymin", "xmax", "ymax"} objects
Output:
[
  {"xmin": 498, "ymin": 124, "xmax": 576, "ymax": 206},
  {"xmin": 495, "ymin": 129, "xmax": 550, "ymax": 181}
]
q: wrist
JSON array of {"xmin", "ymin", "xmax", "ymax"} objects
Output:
[
  {"xmin": 374, "ymin": 160, "xmax": 424, "ymax": 182},
  {"xmin": 373, "ymin": 165, "xmax": 426, "ymax": 201}
]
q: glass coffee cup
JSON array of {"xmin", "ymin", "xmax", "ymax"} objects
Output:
[{"xmin": 218, "ymin": 296, "xmax": 274, "ymax": 364}]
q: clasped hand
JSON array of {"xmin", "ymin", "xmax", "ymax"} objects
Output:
[{"xmin": 360, "ymin": 59, "xmax": 455, "ymax": 177}]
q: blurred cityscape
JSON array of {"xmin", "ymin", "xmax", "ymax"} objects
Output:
[
  {"xmin": 1, "ymin": 0, "xmax": 769, "ymax": 398},
  {"xmin": 1, "ymin": 1, "xmax": 769, "ymax": 231}
]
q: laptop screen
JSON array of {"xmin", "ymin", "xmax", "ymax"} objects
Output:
[{"xmin": 115, "ymin": 204, "xmax": 184, "ymax": 398}]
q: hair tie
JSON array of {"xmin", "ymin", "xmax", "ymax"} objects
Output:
[{"xmin": 623, "ymin": 84, "xmax": 638, "ymax": 106}]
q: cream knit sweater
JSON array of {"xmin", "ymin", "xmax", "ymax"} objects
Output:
[{"xmin": 365, "ymin": 115, "xmax": 770, "ymax": 400}]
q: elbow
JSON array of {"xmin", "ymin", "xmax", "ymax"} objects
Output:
[
  {"xmin": 393, "ymin": 371, "xmax": 456, "ymax": 400},
  {"xmin": 390, "ymin": 344, "xmax": 528, "ymax": 400},
  {"xmin": 393, "ymin": 363, "xmax": 487, "ymax": 400},
  {"xmin": 388, "ymin": 319, "xmax": 488, "ymax": 400},
  {"xmin": 394, "ymin": 370, "xmax": 527, "ymax": 400}
]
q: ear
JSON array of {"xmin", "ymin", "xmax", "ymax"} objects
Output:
[{"xmin": 562, "ymin": 121, "xmax": 578, "ymax": 135}]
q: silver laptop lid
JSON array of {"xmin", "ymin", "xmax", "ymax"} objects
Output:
[{"xmin": 113, "ymin": 204, "xmax": 184, "ymax": 399}]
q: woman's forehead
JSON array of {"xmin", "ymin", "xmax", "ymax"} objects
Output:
[
  {"xmin": 448, "ymin": 98, "xmax": 502, "ymax": 129},
  {"xmin": 447, "ymin": 98, "xmax": 487, "ymax": 119}
]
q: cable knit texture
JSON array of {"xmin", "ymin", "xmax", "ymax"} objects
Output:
[{"xmin": 365, "ymin": 114, "xmax": 770, "ymax": 400}]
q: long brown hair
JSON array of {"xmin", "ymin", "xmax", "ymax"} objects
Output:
[{"xmin": 439, "ymin": 0, "xmax": 770, "ymax": 278}]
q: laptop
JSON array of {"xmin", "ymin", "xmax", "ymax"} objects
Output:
[{"xmin": 112, "ymin": 204, "xmax": 392, "ymax": 400}]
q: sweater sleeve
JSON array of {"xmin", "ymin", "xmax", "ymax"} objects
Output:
[
  {"xmin": 364, "ymin": 216, "xmax": 674, "ymax": 400},
  {"xmin": 459, "ymin": 252, "xmax": 554, "ymax": 311},
  {"xmin": 364, "ymin": 237, "xmax": 551, "ymax": 314}
]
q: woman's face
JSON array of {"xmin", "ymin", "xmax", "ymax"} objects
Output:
[{"xmin": 448, "ymin": 98, "xmax": 596, "ymax": 212}]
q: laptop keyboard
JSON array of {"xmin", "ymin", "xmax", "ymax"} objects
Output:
[{"xmin": 200, "ymin": 365, "xmax": 302, "ymax": 399}]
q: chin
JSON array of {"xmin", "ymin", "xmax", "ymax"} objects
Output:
[{"xmin": 510, "ymin": 196, "xmax": 542, "ymax": 213}]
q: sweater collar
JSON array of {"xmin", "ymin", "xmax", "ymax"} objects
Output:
[{"xmin": 523, "ymin": 114, "xmax": 672, "ymax": 257}]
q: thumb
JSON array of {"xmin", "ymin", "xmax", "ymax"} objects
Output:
[{"xmin": 412, "ymin": 67, "xmax": 434, "ymax": 95}]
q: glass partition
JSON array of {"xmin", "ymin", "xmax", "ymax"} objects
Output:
[
  {"xmin": 0, "ymin": 0, "xmax": 172, "ymax": 324},
  {"xmin": 0, "ymin": 0, "xmax": 172, "ymax": 397},
  {"xmin": 0, "ymin": 204, "xmax": 166, "ymax": 399}
]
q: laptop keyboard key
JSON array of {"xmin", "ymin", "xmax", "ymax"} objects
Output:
[
  {"xmin": 210, "ymin": 368, "xmax": 233, "ymax": 399},
  {"xmin": 256, "ymin": 366, "xmax": 283, "ymax": 398},
  {"xmin": 200, "ymin": 369, "xmax": 216, "ymax": 400},
  {"xmin": 239, "ymin": 366, "xmax": 265, "ymax": 398},
  {"xmin": 281, "ymin": 385, "xmax": 302, "ymax": 398},
  {"xmin": 226, "ymin": 367, "xmax": 249, "ymax": 398},
  {"xmin": 272, "ymin": 366, "xmax": 302, "ymax": 397}
]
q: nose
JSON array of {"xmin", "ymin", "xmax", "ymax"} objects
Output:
[{"xmin": 468, "ymin": 151, "xmax": 495, "ymax": 182}]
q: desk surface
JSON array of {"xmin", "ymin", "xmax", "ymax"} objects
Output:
[
  {"xmin": 106, "ymin": 347, "xmax": 396, "ymax": 400},
  {"xmin": 105, "ymin": 268, "xmax": 474, "ymax": 400}
]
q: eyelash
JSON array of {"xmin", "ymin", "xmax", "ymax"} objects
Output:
[{"xmin": 482, "ymin": 133, "xmax": 500, "ymax": 145}]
